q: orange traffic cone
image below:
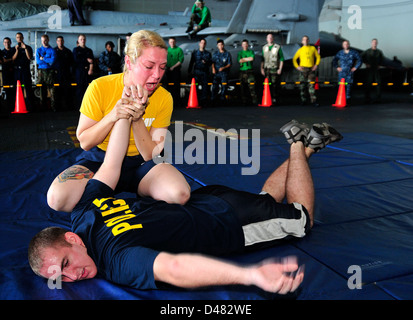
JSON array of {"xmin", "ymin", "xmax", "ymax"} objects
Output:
[
  {"xmin": 315, "ymin": 76, "xmax": 320, "ymax": 90},
  {"xmin": 332, "ymin": 78, "xmax": 347, "ymax": 108},
  {"xmin": 186, "ymin": 78, "xmax": 201, "ymax": 109},
  {"xmin": 259, "ymin": 77, "xmax": 272, "ymax": 107},
  {"xmin": 12, "ymin": 80, "xmax": 28, "ymax": 114}
]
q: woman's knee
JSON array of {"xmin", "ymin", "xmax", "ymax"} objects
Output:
[{"xmin": 167, "ymin": 184, "xmax": 191, "ymax": 205}]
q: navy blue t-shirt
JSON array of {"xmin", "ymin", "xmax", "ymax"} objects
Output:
[{"xmin": 71, "ymin": 179, "xmax": 244, "ymax": 289}]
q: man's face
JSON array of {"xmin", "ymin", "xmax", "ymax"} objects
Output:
[
  {"xmin": 56, "ymin": 38, "xmax": 64, "ymax": 48},
  {"xmin": 242, "ymin": 41, "xmax": 249, "ymax": 51},
  {"xmin": 168, "ymin": 38, "xmax": 176, "ymax": 48},
  {"xmin": 127, "ymin": 46, "xmax": 167, "ymax": 95},
  {"xmin": 38, "ymin": 233, "xmax": 97, "ymax": 282},
  {"xmin": 16, "ymin": 34, "xmax": 23, "ymax": 44},
  {"xmin": 302, "ymin": 36, "xmax": 309, "ymax": 46},
  {"xmin": 41, "ymin": 37, "xmax": 49, "ymax": 47},
  {"xmin": 371, "ymin": 39, "xmax": 378, "ymax": 49},
  {"xmin": 342, "ymin": 41, "xmax": 350, "ymax": 50},
  {"xmin": 78, "ymin": 35, "xmax": 86, "ymax": 47},
  {"xmin": 217, "ymin": 42, "xmax": 224, "ymax": 51},
  {"xmin": 106, "ymin": 44, "xmax": 113, "ymax": 52},
  {"xmin": 266, "ymin": 34, "xmax": 273, "ymax": 44},
  {"xmin": 199, "ymin": 39, "xmax": 206, "ymax": 50},
  {"xmin": 3, "ymin": 39, "xmax": 11, "ymax": 50}
]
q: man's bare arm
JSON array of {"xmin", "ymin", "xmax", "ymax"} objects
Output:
[
  {"xmin": 153, "ymin": 252, "xmax": 304, "ymax": 294},
  {"xmin": 92, "ymin": 118, "xmax": 132, "ymax": 190}
]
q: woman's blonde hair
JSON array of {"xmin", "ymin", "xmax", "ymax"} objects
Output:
[{"xmin": 123, "ymin": 30, "xmax": 167, "ymax": 72}]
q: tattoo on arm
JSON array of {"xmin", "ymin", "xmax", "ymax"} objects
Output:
[{"xmin": 57, "ymin": 165, "xmax": 94, "ymax": 183}]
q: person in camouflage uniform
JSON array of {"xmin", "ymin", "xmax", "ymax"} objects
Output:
[
  {"xmin": 292, "ymin": 36, "xmax": 321, "ymax": 106},
  {"xmin": 36, "ymin": 34, "xmax": 57, "ymax": 111},
  {"xmin": 260, "ymin": 34, "xmax": 284, "ymax": 105},
  {"xmin": 237, "ymin": 39, "xmax": 257, "ymax": 105}
]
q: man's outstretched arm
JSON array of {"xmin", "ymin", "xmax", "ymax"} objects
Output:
[
  {"xmin": 153, "ymin": 252, "xmax": 304, "ymax": 294},
  {"xmin": 92, "ymin": 118, "xmax": 132, "ymax": 190}
]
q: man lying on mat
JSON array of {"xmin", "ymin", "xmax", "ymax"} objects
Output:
[{"xmin": 28, "ymin": 114, "xmax": 342, "ymax": 293}]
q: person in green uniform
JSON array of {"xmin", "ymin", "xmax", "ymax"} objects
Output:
[
  {"xmin": 186, "ymin": 0, "xmax": 211, "ymax": 39},
  {"xmin": 260, "ymin": 34, "xmax": 285, "ymax": 105},
  {"xmin": 166, "ymin": 37, "xmax": 184, "ymax": 107},
  {"xmin": 238, "ymin": 39, "xmax": 257, "ymax": 105},
  {"xmin": 361, "ymin": 38, "xmax": 384, "ymax": 103}
]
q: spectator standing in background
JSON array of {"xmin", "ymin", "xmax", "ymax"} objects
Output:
[
  {"xmin": 361, "ymin": 38, "xmax": 384, "ymax": 103},
  {"xmin": 98, "ymin": 41, "xmax": 121, "ymax": 76},
  {"xmin": 238, "ymin": 39, "xmax": 257, "ymax": 106},
  {"xmin": 53, "ymin": 36, "xmax": 74, "ymax": 110},
  {"xmin": 13, "ymin": 32, "xmax": 34, "ymax": 111},
  {"xmin": 166, "ymin": 37, "xmax": 184, "ymax": 107},
  {"xmin": 1, "ymin": 37, "xmax": 16, "ymax": 111},
  {"xmin": 73, "ymin": 34, "xmax": 94, "ymax": 109},
  {"xmin": 211, "ymin": 39, "xmax": 232, "ymax": 104},
  {"xmin": 261, "ymin": 34, "xmax": 284, "ymax": 105},
  {"xmin": 36, "ymin": 34, "xmax": 57, "ymax": 111},
  {"xmin": 188, "ymin": 38, "xmax": 212, "ymax": 106}
]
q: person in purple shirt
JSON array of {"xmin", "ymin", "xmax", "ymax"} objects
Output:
[{"xmin": 36, "ymin": 34, "xmax": 57, "ymax": 111}]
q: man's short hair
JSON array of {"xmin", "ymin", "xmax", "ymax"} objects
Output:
[
  {"xmin": 41, "ymin": 34, "xmax": 49, "ymax": 40},
  {"xmin": 105, "ymin": 41, "xmax": 115, "ymax": 48},
  {"xmin": 56, "ymin": 35, "xmax": 64, "ymax": 41},
  {"xmin": 28, "ymin": 227, "xmax": 71, "ymax": 277},
  {"xmin": 242, "ymin": 39, "xmax": 249, "ymax": 43},
  {"xmin": 3, "ymin": 37, "xmax": 11, "ymax": 43},
  {"xmin": 217, "ymin": 39, "xmax": 224, "ymax": 45}
]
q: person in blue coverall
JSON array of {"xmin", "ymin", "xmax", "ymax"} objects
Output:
[
  {"xmin": 211, "ymin": 39, "xmax": 232, "ymax": 103},
  {"xmin": 332, "ymin": 40, "xmax": 362, "ymax": 103}
]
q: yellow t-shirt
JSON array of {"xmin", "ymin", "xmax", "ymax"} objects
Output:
[
  {"xmin": 80, "ymin": 73, "xmax": 173, "ymax": 156},
  {"xmin": 292, "ymin": 46, "xmax": 321, "ymax": 69}
]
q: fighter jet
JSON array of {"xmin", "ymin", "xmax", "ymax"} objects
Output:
[{"xmin": 0, "ymin": 0, "xmax": 406, "ymax": 93}]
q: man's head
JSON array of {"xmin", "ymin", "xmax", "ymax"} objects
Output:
[
  {"xmin": 77, "ymin": 34, "xmax": 86, "ymax": 47},
  {"xmin": 195, "ymin": 0, "xmax": 204, "ymax": 8},
  {"xmin": 56, "ymin": 36, "xmax": 64, "ymax": 49},
  {"xmin": 371, "ymin": 38, "xmax": 378, "ymax": 50},
  {"xmin": 16, "ymin": 32, "xmax": 24, "ymax": 44},
  {"xmin": 342, "ymin": 40, "xmax": 350, "ymax": 50},
  {"xmin": 41, "ymin": 34, "xmax": 50, "ymax": 48},
  {"xmin": 105, "ymin": 41, "xmax": 115, "ymax": 52},
  {"xmin": 28, "ymin": 227, "xmax": 97, "ymax": 282},
  {"xmin": 217, "ymin": 39, "xmax": 225, "ymax": 52},
  {"xmin": 301, "ymin": 36, "xmax": 310, "ymax": 46},
  {"xmin": 242, "ymin": 39, "xmax": 249, "ymax": 51},
  {"xmin": 168, "ymin": 37, "xmax": 176, "ymax": 48},
  {"xmin": 199, "ymin": 38, "xmax": 206, "ymax": 50},
  {"xmin": 3, "ymin": 37, "xmax": 11, "ymax": 50},
  {"xmin": 266, "ymin": 34, "xmax": 274, "ymax": 45}
]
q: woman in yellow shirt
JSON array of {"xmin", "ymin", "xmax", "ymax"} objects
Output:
[{"xmin": 47, "ymin": 30, "xmax": 190, "ymax": 213}]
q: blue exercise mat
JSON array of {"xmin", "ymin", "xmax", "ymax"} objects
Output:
[{"xmin": 1, "ymin": 132, "xmax": 412, "ymax": 300}]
